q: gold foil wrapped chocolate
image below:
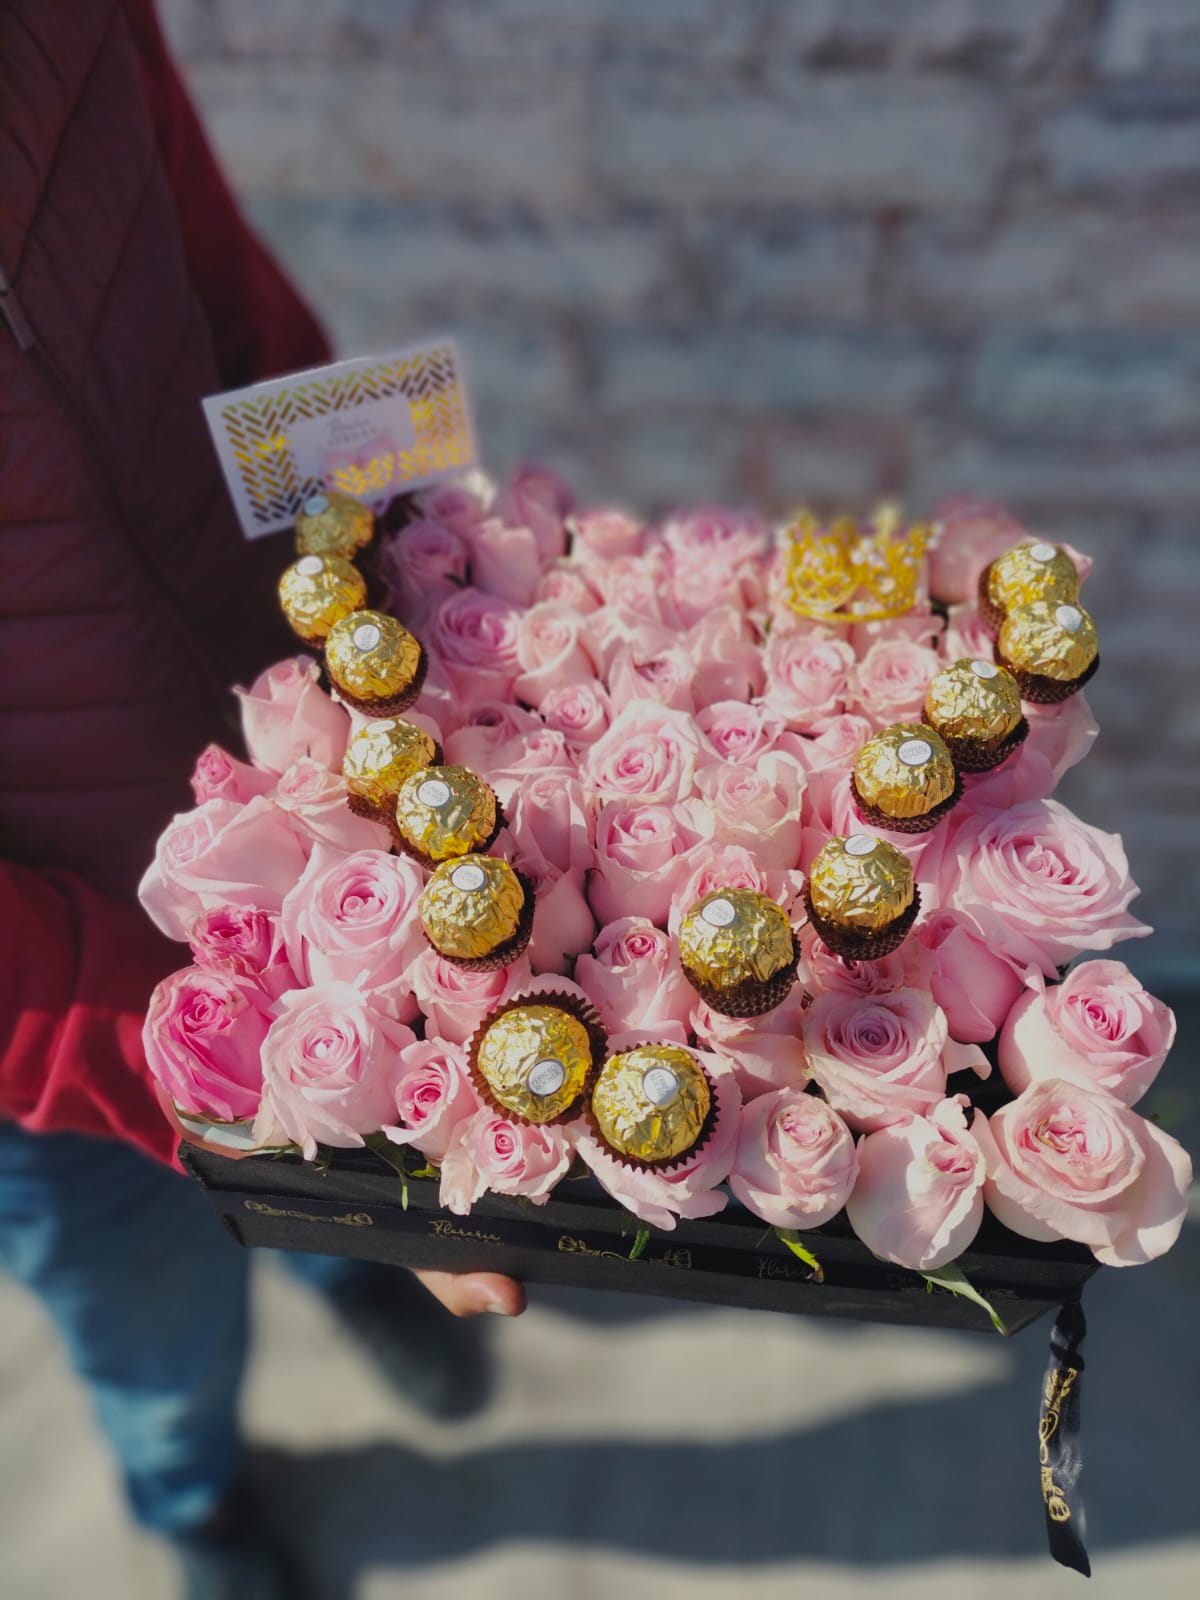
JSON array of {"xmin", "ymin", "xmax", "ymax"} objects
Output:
[
  {"xmin": 998, "ymin": 601, "xmax": 1098, "ymax": 682},
  {"xmin": 294, "ymin": 491, "xmax": 375, "ymax": 560},
  {"xmin": 342, "ymin": 719, "xmax": 438, "ymax": 813},
  {"xmin": 278, "ymin": 554, "xmax": 367, "ymax": 645},
  {"xmin": 419, "ymin": 854, "xmax": 525, "ymax": 963},
  {"xmin": 985, "ymin": 541, "xmax": 1079, "ymax": 614},
  {"xmin": 852, "ymin": 724, "xmax": 956, "ymax": 820},
  {"xmin": 678, "ymin": 889, "xmax": 795, "ymax": 991},
  {"xmin": 591, "ymin": 1045, "xmax": 711, "ymax": 1166},
  {"xmin": 473, "ymin": 1002, "xmax": 596, "ymax": 1123},
  {"xmin": 808, "ymin": 834, "xmax": 914, "ymax": 933},
  {"xmin": 324, "ymin": 610, "xmax": 424, "ymax": 710},
  {"xmin": 394, "ymin": 766, "xmax": 497, "ymax": 862},
  {"xmin": 924, "ymin": 658, "xmax": 1023, "ymax": 751}
]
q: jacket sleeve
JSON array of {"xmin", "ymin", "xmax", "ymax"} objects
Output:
[{"xmin": 0, "ymin": 860, "xmax": 182, "ymax": 1167}]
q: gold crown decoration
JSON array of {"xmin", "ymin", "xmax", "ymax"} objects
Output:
[{"xmin": 781, "ymin": 505, "xmax": 932, "ymax": 622}]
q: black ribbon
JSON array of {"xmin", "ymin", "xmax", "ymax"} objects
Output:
[{"xmin": 1039, "ymin": 1298, "xmax": 1090, "ymax": 1576}]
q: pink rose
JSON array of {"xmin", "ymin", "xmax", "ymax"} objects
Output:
[
  {"xmin": 236, "ymin": 656, "xmax": 349, "ymax": 774},
  {"xmin": 656, "ymin": 506, "xmax": 769, "ymax": 626},
  {"xmin": 942, "ymin": 603, "xmax": 1000, "ymax": 662},
  {"xmin": 439, "ymin": 1109, "xmax": 573, "ymax": 1214},
  {"xmin": 999, "ymin": 961, "xmax": 1176, "ymax": 1108},
  {"xmin": 142, "ymin": 966, "xmax": 273, "ymax": 1123},
  {"xmin": 761, "ymin": 628, "xmax": 856, "ymax": 731},
  {"xmin": 801, "ymin": 988, "xmax": 988, "ymax": 1133},
  {"xmin": 139, "ymin": 797, "xmax": 310, "ymax": 940},
  {"xmin": 585, "ymin": 703, "xmax": 706, "ymax": 806},
  {"xmin": 488, "ymin": 726, "xmax": 575, "ymax": 779},
  {"xmin": 518, "ymin": 855, "xmax": 597, "ymax": 974},
  {"xmin": 188, "ymin": 907, "xmax": 298, "ymax": 1000},
  {"xmin": 927, "ymin": 499, "xmax": 1029, "ymax": 604},
  {"xmin": 667, "ymin": 844, "xmax": 802, "ymax": 937},
  {"xmin": 799, "ymin": 925, "xmax": 912, "ymax": 1001},
  {"xmin": 1023, "ymin": 694, "xmax": 1098, "ymax": 780},
  {"xmin": 730, "ymin": 1090, "xmax": 860, "ymax": 1230},
  {"xmin": 271, "ymin": 757, "xmax": 391, "ymax": 855},
  {"xmin": 413, "ymin": 477, "xmax": 492, "ymax": 538},
  {"xmin": 586, "ymin": 554, "xmax": 670, "ymax": 626},
  {"xmin": 694, "ymin": 752, "xmax": 805, "ymax": 871},
  {"xmin": 427, "ymin": 587, "xmax": 522, "ymax": 707},
  {"xmin": 464, "ymin": 517, "xmax": 543, "ymax": 607},
  {"xmin": 255, "ymin": 983, "xmax": 415, "ymax": 1160},
  {"xmin": 378, "ymin": 517, "xmax": 469, "ymax": 626},
  {"xmin": 281, "ymin": 846, "xmax": 425, "ymax": 1019},
  {"xmin": 513, "ymin": 601, "xmax": 599, "ymax": 705},
  {"xmin": 691, "ymin": 988, "xmax": 811, "ymax": 1100},
  {"xmin": 792, "ymin": 712, "xmax": 876, "ymax": 830},
  {"xmin": 498, "ymin": 772, "xmax": 595, "ymax": 874},
  {"xmin": 534, "ymin": 563, "xmax": 602, "ymax": 614},
  {"xmin": 574, "ymin": 918, "xmax": 695, "ymax": 1034},
  {"xmin": 491, "ymin": 462, "xmax": 573, "ymax": 564},
  {"xmin": 946, "ymin": 799, "xmax": 1151, "ymax": 976},
  {"xmin": 846, "ymin": 1098, "xmax": 985, "ymax": 1270},
  {"xmin": 540, "ymin": 680, "xmax": 612, "ymax": 747},
  {"xmin": 442, "ymin": 701, "xmax": 542, "ymax": 770},
  {"xmin": 684, "ymin": 608, "xmax": 765, "ymax": 705},
  {"xmin": 695, "ymin": 701, "xmax": 787, "ymax": 765},
  {"xmin": 850, "ymin": 609, "xmax": 942, "ymax": 655},
  {"xmin": 908, "ymin": 910, "xmax": 1025, "ymax": 1044},
  {"xmin": 407, "ymin": 948, "xmax": 534, "ymax": 1046},
  {"xmin": 607, "ymin": 633, "xmax": 696, "ymax": 715},
  {"xmin": 576, "ymin": 1050, "xmax": 742, "ymax": 1230},
  {"xmin": 589, "ymin": 800, "xmax": 712, "ymax": 927},
  {"xmin": 973, "ymin": 1079, "xmax": 1191, "ymax": 1267},
  {"xmin": 568, "ymin": 507, "xmax": 644, "ymax": 560},
  {"xmin": 190, "ymin": 745, "xmax": 274, "ymax": 807},
  {"xmin": 852, "ymin": 638, "xmax": 942, "ymax": 727},
  {"xmin": 383, "ymin": 1037, "xmax": 482, "ymax": 1164}
]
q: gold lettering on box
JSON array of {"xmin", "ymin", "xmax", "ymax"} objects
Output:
[
  {"xmin": 243, "ymin": 1200, "xmax": 373, "ymax": 1227},
  {"xmin": 430, "ymin": 1219, "xmax": 503, "ymax": 1246},
  {"xmin": 1038, "ymin": 1365, "xmax": 1078, "ymax": 1522}
]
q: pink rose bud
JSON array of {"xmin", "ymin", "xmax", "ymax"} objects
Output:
[
  {"xmin": 427, "ymin": 586, "xmax": 523, "ymax": 708},
  {"xmin": 535, "ymin": 562, "xmax": 602, "ymax": 614},
  {"xmin": 588, "ymin": 799, "xmax": 712, "ymax": 928},
  {"xmin": 188, "ymin": 906, "xmax": 298, "ymax": 999},
  {"xmin": 575, "ymin": 918, "xmax": 696, "ymax": 1034},
  {"xmin": 695, "ymin": 701, "xmax": 787, "ymax": 765},
  {"xmin": 851, "ymin": 638, "xmax": 942, "ymax": 729},
  {"xmin": 442, "ymin": 701, "xmax": 543, "ymax": 770},
  {"xmin": 540, "ymin": 680, "xmax": 612, "ymax": 748},
  {"xmin": 730, "ymin": 1090, "xmax": 860, "ymax": 1230},
  {"xmin": 271, "ymin": 757, "xmax": 390, "ymax": 856},
  {"xmin": 585, "ymin": 703, "xmax": 706, "ymax": 807},
  {"xmin": 438, "ymin": 1109, "xmax": 574, "ymax": 1215},
  {"xmin": 927, "ymin": 499, "xmax": 1029, "ymax": 605},
  {"xmin": 407, "ymin": 948, "xmax": 534, "ymax": 1046},
  {"xmin": 655, "ymin": 506, "xmax": 769, "ymax": 627},
  {"xmin": 909, "ymin": 910, "xmax": 1024, "ymax": 1044},
  {"xmin": 235, "ymin": 656, "xmax": 350, "ymax": 774},
  {"xmin": 414, "ymin": 477, "xmax": 492, "ymax": 537},
  {"xmin": 567, "ymin": 507, "xmax": 644, "ymax": 561},
  {"xmin": 501, "ymin": 771, "xmax": 596, "ymax": 875},
  {"xmin": 760, "ymin": 628, "xmax": 856, "ymax": 731},
  {"xmin": 846, "ymin": 1098, "xmax": 986, "ymax": 1270},
  {"xmin": 491, "ymin": 461, "xmax": 574, "ymax": 565},
  {"xmin": 693, "ymin": 752, "xmax": 805, "ymax": 871},
  {"xmin": 190, "ymin": 744, "xmax": 275, "ymax": 806},
  {"xmin": 142, "ymin": 966, "xmax": 274, "ymax": 1123},
  {"xmin": 384, "ymin": 1037, "xmax": 482, "ymax": 1164},
  {"xmin": 465, "ymin": 517, "xmax": 544, "ymax": 608}
]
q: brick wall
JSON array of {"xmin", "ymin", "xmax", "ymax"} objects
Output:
[{"xmin": 162, "ymin": 0, "xmax": 1200, "ymax": 982}]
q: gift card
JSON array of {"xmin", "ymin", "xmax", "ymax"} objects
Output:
[{"xmin": 202, "ymin": 338, "xmax": 477, "ymax": 539}]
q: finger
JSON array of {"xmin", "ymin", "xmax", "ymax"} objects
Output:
[{"xmin": 414, "ymin": 1269, "xmax": 527, "ymax": 1318}]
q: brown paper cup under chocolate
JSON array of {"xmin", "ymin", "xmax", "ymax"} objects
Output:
[
  {"xmin": 941, "ymin": 715, "xmax": 1029, "ymax": 774},
  {"xmin": 851, "ymin": 769, "xmax": 963, "ymax": 835},
  {"xmin": 681, "ymin": 932, "xmax": 801, "ymax": 1019},
  {"xmin": 995, "ymin": 649, "xmax": 1099, "ymax": 706},
  {"xmin": 466, "ymin": 990, "xmax": 608, "ymax": 1127},
  {"xmin": 975, "ymin": 567, "xmax": 1006, "ymax": 634},
  {"xmin": 390, "ymin": 797, "xmax": 506, "ymax": 866},
  {"xmin": 330, "ymin": 644, "xmax": 428, "ymax": 718},
  {"xmin": 582, "ymin": 1048, "xmax": 719, "ymax": 1172},
  {"xmin": 803, "ymin": 883, "xmax": 922, "ymax": 962},
  {"xmin": 432, "ymin": 869, "xmax": 536, "ymax": 973}
]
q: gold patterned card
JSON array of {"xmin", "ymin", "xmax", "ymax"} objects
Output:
[{"xmin": 202, "ymin": 339, "xmax": 476, "ymax": 539}]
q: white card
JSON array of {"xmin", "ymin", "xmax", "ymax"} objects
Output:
[{"xmin": 202, "ymin": 337, "xmax": 477, "ymax": 539}]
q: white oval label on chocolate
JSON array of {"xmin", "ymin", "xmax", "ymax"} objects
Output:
[
  {"xmin": 304, "ymin": 494, "xmax": 329, "ymax": 516},
  {"xmin": 642, "ymin": 1067, "xmax": 680, "ymax": 1107},
  {"xmin": 701, "ymin": 897, "xmax": 737, "ymax": 928},
  {"xmin": 353, "ymin": 622, "xmax": 382, "ymax": 652},
  {"xmin": 451, "ymin": 863, "xmax": 487, "ymax": 893},
  {"xmin": 528, "ymin": 1058, "xmax": 566, "ymax": 1097},
  {"xmin": 1030, "ymin": 542, "xmax": 1057, "ymax": 562},
  {"xmin": 296, "ymin": 555, "xmax": 324, "ymax": 577},
  {"xmin": 970, "ymin": 659, "xmax": 1000, "ymax": 680},
  {"xmin": 844, "ymin": 834, "xmax": 877, "ymax": 858},
  {"xmin": 1055, "ymin": 604, "xmax": 1083, "ymax": 632},
  {"xmin": 417, "ymin": 779, "xmax": 452, "ymax": 810},
  {"xmin": 897, "ymin": 738, "xmax": 933, "ymax": 767}
]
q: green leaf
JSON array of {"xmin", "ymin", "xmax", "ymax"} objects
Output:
[
  {"xmin": 774, "ymin": 1229, "xmax": 824, "ymax": 1283},
  {"xmin": 629, "ymin": 1225, "xmax": 651, "ymax": 1261},
  {"xmin": 919, "ymin": 1262, "xmax": 1008, "ymax": 1335},
  {"xmin": 363, "ymin": 1133, "xmax": 410, "ymax": 1210}
]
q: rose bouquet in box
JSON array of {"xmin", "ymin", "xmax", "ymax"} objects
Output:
[{"xmin": 139, "ymin": 472, "xmax": 1191, "ymax": 1284}]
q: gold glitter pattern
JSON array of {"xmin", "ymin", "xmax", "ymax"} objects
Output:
[
  {"xmin": 325, "ymin": 610, "xmax": 422, "ymax": 702},
  {"xmin": 678, "ymin": 889, "xmax": 795, "ymax": 989},
  {"xmin": 998, "ymin": 601, "xmax": 1098, "ymax": 682},
  {"xmin": 808, "ymin": 836, "xmax": 914, "ymax": 932},
  {"xmin": 420, "ymin": 855, "xmax": 524, "ymax": 960},
  {"xmin": 924, "ymin": 659, "xmax": 1023, "ymax": 749},
  {"xmin": 278, "ymin": 555, "xmax": 367, "ymax": 644},
  {"xmin": 985, "ymin": 542, "xmax": 1079, "ymax": 613},
  {"xmin": 592, "ymin": 1045, "xmax": 711, "ymax": 1164},
  {"xmin": 394, "ymin": 766, "xmax": 497, "ymax": 861},
  {"xmin": 342, "ymin": 720, "xmax": 438, "ymax": 809},
  {"xmin": 475, "ymin": 1005, "xmax": 594, "ymax": 1123},
  {"xmin": 294, "ymin": 491, "xmax": 375, "ymax": 559},
  {"xmin": 853, "ymin": 723, "xmax": 956, "ymax": 819}
]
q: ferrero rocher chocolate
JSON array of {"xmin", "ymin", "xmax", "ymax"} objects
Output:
[
  {"xmin": 678, "ymin": 888, "xmax": 798, "ymax": 1017},
  {"xmin": 804, "ymin": 834, "xmax": 921, "ymax": 962},
  {"xmin": 591, "ymin": 1045, "xmax": 711, "ymax": 1166},
  {"xmin": 342, "ymin": 719, "xmax": 438, "ymax": 815},
  {"xmin": 852, "ymin": 723, "xmax": 958, "ymax": 830},
  {"xmin": 924, "ymin": 659, "xmax": 1024, "ymax": 751},
  {"xmin": 294, "ymin": 491, "xmax": 375, "ymax": 560},
  {"xmin": 473, "ymin": 1003, "xmax": 596, "ymax": 1123},
  {"xmin": 419, "ymin": 854, "xmax": 526, "ymax": 965},
  {"xmin": 984, "ymin": 541, "xmax": 1079, "ymax": 615},
  {"xmin": 394, "ymin": 766, "xmax": 498, "ymax": 863},
  {"xmin": 997, "ymin": 600, "xmax": 1098, "ymax": 685},
  {"xmin": 324, "ymin": 610, "xmax": 425, "ymax": 714},
  {"xmin": 278, "ymin": 554, "xmax": 367, "ymax": 645}
]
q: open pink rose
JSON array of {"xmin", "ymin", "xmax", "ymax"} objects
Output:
[
  {"xmin": 188, "ymin": 907, "xmax": 298, "ymax": 999},
  {"xmin": 427, "ymin": 587, "xmax": 522, "ymax": 707},
  {"xmin": 852, "ymin": 638, "xmax": 942, "ymax": 728},
  {"xmin": 439, "ymin": 1109, "xmax": 573, "ymax": 1214},
  {"xmin": 846, "ymin": 1097, "xmax": 985, "ymax": 1269},
  {"xmin": 139, "ymin": 797, "xmax": 310, "ymax": 940},
  {"xmin": 540, "ymin": 680, "xmax": 612, "ymax": 747},
  {"xmin": 491, "ymin": 462, "xmax": 573, "ymax": 565},
  {"xmin": 802, "ymin": 988, "xmax": 988, "ymax": 1133},
  {"xmin": 999, "ymin": 962, "xmax": 1176, "ymax": 1107},
  {"xmin": 761, "ymin": 628, "xmax": 855, "ymax": 731},
  {"xmin": 513, "ymin": 602, "xmax": 599, "ymax": 706},
  {"xmin": 568, "ymin": 507, "xmax": 644, "ymax": 561},
  {"xmin": 271, "ymin": 757, "xmax": 390, "ymax": 855},
  {"xmin": 696, "ymin": 701, "xmax": 787, "ymax": 765},
  {"xmin": 143, "ymin": 966, "xmax": 273, "ymax": 1123},
  {"xmin": 908, "ymin": 910, "xmax": 1025, "ymax": 1044},
  {"xmin": 442, "ymin": 701, "xmax": 542, "ymax": 771},
  {"xmin": 236, "ymin": 656, "xmax": 349, "ymax": 774},
  {"xmin": 585, "ymin": 703, "xmax": 706, "ymax": 806},
  {"xmin": 383, "ymin": 1037, "xmax": 481, "ymax": 1164},
  {"xmin": 730, "ymin": 1090, "xmax": 859, "ymax": 1230},
  {"xmin": 255, "ymin": 983, "xmax": 415, "ymax": 1160},
  {"xmin": 574, "ymin": 918, "xmax": 695, "ymax": 1034},
  {"xmin": 946, "ymin": 798, "xmax": 1151, "ymax": 976},
  {"xmin": 973, "ymin": 1079, "xmax": 1192, "ymax": 1267},
  {"xmin": 684, "ymin": 607, "xmax": 765, "ymax": 705},
  {"xmin": 190, "ymin": 745, "xmax": 275, "ymax": 807},
  {"xmin": 535, "ymin": 563, "xmax": 602, "ymax": 614},
  {"xmin": 694, "ymin": 752, "xmax": 805, "ymax": 871},
  {"xmin": 499, "ymin": 772, "xmax": 595, "ymax": 874},
  {"xmin": 407, "ymin": 949, "xmax": 534, "ymax": 1046},
  {"xmin": 589, "ymin": 799, "xmax": 712, "ymax": 927}
]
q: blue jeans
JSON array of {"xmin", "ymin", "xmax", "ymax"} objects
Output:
[{"xmin": 0, "ymin": 1122, "xmax": 359, "ymax": 1533}]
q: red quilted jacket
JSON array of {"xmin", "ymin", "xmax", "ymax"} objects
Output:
[{"xmin": 0, "ymin": 0, "xmax": 329, "ymax": 1163}]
